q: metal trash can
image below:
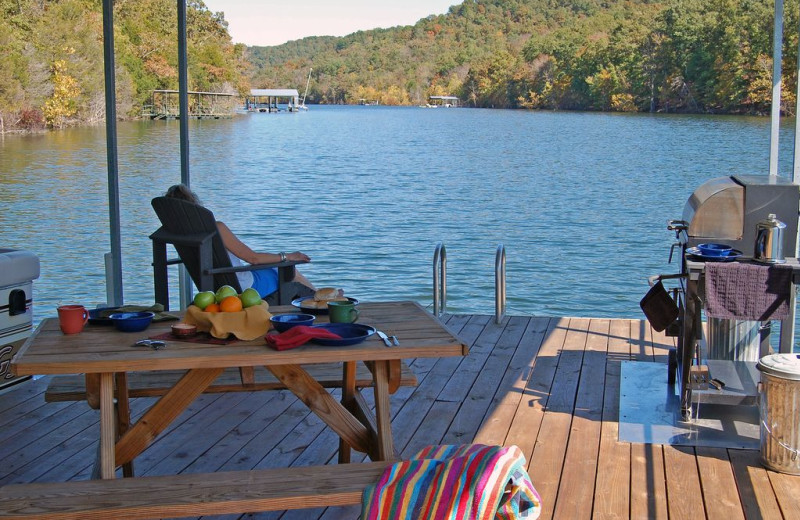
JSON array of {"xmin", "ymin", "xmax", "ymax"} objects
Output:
[
  {"xmin": 706, "ymin": 317, "xmax": 761, "ymax": 361},
  {"xmin": 757, "ymin": 353, "xmax": 800, "ymax": 474},
  {"xmin": 0, "ymin": 249, "xmax": 40, "ymax": 389}
]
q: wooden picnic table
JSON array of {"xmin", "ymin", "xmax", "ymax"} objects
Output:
[{"xmin": 11, "ymin": 300, "xmax": 468, "ymax": 480}]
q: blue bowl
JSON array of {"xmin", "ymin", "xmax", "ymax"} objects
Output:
[
  {"xmin": 109, "ymin": 311, "xmax": 155, "ymax": 332},
  {"xmin": 270, "ymin": 313, "xmax": 315, "ymax": 333},
  {"xmin": 697, "ymin": 243, "xmax": 732, "ymax": 257}
]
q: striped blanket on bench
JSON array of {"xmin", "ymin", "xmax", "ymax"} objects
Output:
[{"xmin": 362, "ymin": 444, "xmax": 541, "ymax": 520}]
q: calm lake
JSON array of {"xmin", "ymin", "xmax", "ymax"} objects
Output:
[{"xmin": 1, "ymin": 105, "xmax": 797, "ymax": 327}]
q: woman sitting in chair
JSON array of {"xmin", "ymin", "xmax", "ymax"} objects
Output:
[{"xmin": 165, "ymin": 184, "xmax": 316, "ymax": 305}]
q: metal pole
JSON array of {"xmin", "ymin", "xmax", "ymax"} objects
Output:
[
  {"xmin": 177, "ymin": 0, "xmax": 190, "ymax": 186},
  {"xmin": 102, "ymin": 0, "xmax": 123, "ymax": 306},
  {"xmin": 433, "ymin": 243, "xmax": 447, "ymax": 317},
  {"xmin": 769, "ymin": 0, "xmax": 784, "ymax": 177},
  {"xmin": 495, "ymin": 244, "xmax": 506, "ymax": 324},
  {"xmin": 794, "ymin": 13, "xmax": 800, "ymax": 184},
  {"xmin": 176, "ymin": 0, "xmax": 193, "ymax": 308}
]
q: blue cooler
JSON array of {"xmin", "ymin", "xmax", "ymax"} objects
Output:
[{"xmin": 0, "ymin": 249, "xmax": 40, "ymax": 389}]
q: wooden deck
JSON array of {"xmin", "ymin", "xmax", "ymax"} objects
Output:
[{"xmin": 2, "ymin": 314, "xmax": 799, "ymax": 519}]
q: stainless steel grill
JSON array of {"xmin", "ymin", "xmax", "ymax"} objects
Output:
[
  {"xmin": 680, "ymin": 175, "xmax": 799, "ymax": 256},
  {"xmin": 663, "ymin": 175, "xmax": 800, "ymax": 421}
]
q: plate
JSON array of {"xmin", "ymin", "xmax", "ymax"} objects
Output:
[
  {"xmin": 291, "ymin": 297, "xmax": 359, "ymax": 315},
  {"xmin": 88, "ymin": 306, "xmax": 118, "ymax": 325},
  {"xmin": 309, "ymin": 323, "xmax": 375, "ymax": 346},
  {"xmin": 686, "ymin": 247, "xmax": 743, "ymax": 262}
]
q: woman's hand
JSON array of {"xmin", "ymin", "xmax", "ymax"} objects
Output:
[{"xmin": 287, "ymin": 251, "xmax": 311, "ymax": 263}]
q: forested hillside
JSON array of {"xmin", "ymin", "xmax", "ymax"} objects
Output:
[
  {"xmin": 1, "ymin": 0, "xmax": 798, "ymax": 133},
  {"xmin": 0, "ymin": 0, "xmax": 248, "ymax": 132},
  {"xmin": 249, "ymin": 0, "xmax": 799, "ymax": 114}
]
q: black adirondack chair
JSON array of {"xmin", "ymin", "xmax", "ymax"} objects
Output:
[{"xmin": 150, "ymin": 196, "xmax": 302, "ymax": 310}]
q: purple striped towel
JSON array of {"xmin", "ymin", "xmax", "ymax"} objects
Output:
[{"xmin": 704, "ymin": 262, "xmax": 793, "ymax": 321}]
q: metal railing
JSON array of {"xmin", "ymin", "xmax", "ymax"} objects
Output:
[
  {"xmin": 433, "ymin": 242, "xmax": 447, "ymax": 317},
  {"xmin": 495, "ymin": 244, "xmax": 506, "ymax": 324}
]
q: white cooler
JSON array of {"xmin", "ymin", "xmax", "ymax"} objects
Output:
[{"xmin": 0, "ymin": 249, "xmax": 40, "ymax": 389}]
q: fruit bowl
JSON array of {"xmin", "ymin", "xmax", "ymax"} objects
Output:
[
  {"xmin": 109, "ymin": 311, "xmax": 155, "ymax": 332},
  {"xmin": 270, "ymin": 313, "xmax": 315, "ymax": 332}
]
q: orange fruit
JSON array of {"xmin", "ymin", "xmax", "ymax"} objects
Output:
[
  {"xmin": 204, "ymin": 303, "xmax": 220, "ymax": 313},
  {"xmin": 219, "ymin": 295, "xmax": 243, "ymax": 313}
]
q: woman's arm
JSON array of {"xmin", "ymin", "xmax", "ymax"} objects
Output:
[{"xmin": 216, "ymin": 221, "xmax": 310, "ymax": 264}]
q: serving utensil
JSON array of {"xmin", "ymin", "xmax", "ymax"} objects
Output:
[{"xmin": 375, "ymin": 330, "xmax": 392, "ymax": 347}]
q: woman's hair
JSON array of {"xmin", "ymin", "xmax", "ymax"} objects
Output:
[{"xmin": 165, "ymin": 184, "xmax": 200, "ymax": 204}]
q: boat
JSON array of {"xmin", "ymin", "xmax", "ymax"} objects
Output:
[{"xmin": 298, "ymin": 68, "xmax": 311, "ymax": 111}]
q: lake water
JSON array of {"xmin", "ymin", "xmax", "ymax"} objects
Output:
[{"xmin": 1, "ymin": 105, "xmax": 797, "ymax": 330}]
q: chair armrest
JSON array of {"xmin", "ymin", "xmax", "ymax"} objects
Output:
[{"xmin": 206, "ymin": 259, "xmax": 306, "ymax": 275}]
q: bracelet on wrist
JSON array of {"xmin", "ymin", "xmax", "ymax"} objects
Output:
[{"xmin": 279, "ymin": 252, "xmax": 286, "ymax": 262}]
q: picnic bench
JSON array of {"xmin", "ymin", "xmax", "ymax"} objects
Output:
[
  {"xmin": 44, "ymin": 362, "xmax": 418, "ymax": 405},
  {"xmin": 0, "ymin": 461, "xmax": 390, "ymax": 519}
]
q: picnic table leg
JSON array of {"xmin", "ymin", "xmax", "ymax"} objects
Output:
[
  {"xmin": 372, "ymin": 361, "xmax": 395, "ymax": 461},
  {"xmin": 96, "ymin": 372, "xmax": 117, "ymax": 479},
  {"xmin": 267, "ymin": 364, "xmax": 373, "ymax": 456},
  {"xmin": 339, "ymin": 361, "xmax": 357, "ymax": 463},
  {"xmin": 115, "ymin": 367, "xmax": 223, "ymax": 468},
  {"xmin": 115, "ymin": 372, "xmax": 135, "ymax": 478}
]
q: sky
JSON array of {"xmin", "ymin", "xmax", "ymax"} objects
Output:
[{"xmin": 202, "ymin": 0, "xmax": 459, "ymax": 47}]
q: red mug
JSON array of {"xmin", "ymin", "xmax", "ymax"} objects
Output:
[{"xmin": 57, "ymin": 305, "xmax": 89, "ymax": 334}]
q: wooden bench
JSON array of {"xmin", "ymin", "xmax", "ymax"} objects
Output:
[
  {"xmin": 45, "ymin": 362, "xmax": 418, "ymax": 404},
  {"xmin": 0, "ymin": 461, "xmax": 390, "ymax": 519}
]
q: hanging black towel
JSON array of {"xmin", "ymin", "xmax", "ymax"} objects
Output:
[
  {"xmin": 640, "ymin": 280, "xmax": 679, "ymax": 332},
  {"xmin": 705, "ymin": 262, "xmax": 793, "ymax": 321}
]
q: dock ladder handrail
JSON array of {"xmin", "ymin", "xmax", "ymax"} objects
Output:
[
  {"xmin": 495, "ymin": 244, "xmax": 506, "ymax": 324},
  {"xmin": 433, "ymin": 242, "xmax": 447, "ymax": 317}
]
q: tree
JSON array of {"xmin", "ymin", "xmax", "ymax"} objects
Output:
[{"xmin": 43, "ymin": 55, "xmax": 81, "ymax": 128}]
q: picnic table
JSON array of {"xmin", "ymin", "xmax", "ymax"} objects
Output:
[{"xmin": 11, "ymin": 300, "xmax": 469, "ymax": 479}]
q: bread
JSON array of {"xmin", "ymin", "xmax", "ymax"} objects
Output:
[
  {"xmin": 299, "ymin": 299, "xmax": 326, "ymax": 309},
  {"xmin": 299, "ymin": 297, "xmax": 348, "ymax": 309},
  {"xmin": 314, "ymin": 287, "xmax": 343, "ymax": 301}
]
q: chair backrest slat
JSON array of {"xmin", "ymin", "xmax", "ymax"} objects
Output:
[{"xmin": 151, "ymin": 196, "xmax": 242, "ymax": 292}]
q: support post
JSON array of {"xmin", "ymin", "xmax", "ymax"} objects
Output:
[{"xmin": 102, "ymin": 0, "xmax": 123, "ymax": 306}]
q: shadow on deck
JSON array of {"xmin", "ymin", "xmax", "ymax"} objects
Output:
[{"xmin": 1, "ymin": 314, "xmax": 799, "ymax": 519}]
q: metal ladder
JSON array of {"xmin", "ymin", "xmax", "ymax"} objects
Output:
[{"xmin": 432, "ymin": 243, "xmax": 507, "ymax": 324}]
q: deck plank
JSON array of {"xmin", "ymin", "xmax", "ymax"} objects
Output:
[
  {"xmin": 696, "ymin": 447, "xmax": 745, "ymax": 520},
  {"xmin": 473, "ymin": 316, "xmax": 549, "ymax": 446},
  {"xmin": 553, "ymin": 318, "xmax": 605, "ymax": 519},
  {"xmin": 593, "ymin": 319, "xmax": 632, "ymax": 520},
  {"xmin": 664, "ymin": 445, "xmax": 706, "ymax": 520},
  {"xmin": 2, "ymin": 315, "xmax": 799, "ymax": 520},
  {"xmin": 728, "ymin": 448, "xmax": 783, "ymax": 520}
]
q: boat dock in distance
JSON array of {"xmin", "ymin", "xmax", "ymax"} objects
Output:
[
  {"xmin": 142, "ymin": 90, "xmax": 237, "ymax": 119},
  {"xmin": 422, "ymin": 95, "xmax": 460, "ymax": 108},
  {"xmin": 246, "ymin": 89, "xmax": 305, "ymax": 112}
]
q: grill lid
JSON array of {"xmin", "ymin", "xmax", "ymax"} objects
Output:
[{"xmin": 682, "ymin": 176, "xmax": 743, "ymax": 241}]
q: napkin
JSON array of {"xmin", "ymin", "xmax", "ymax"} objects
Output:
[
  {"xmin": 98, "ymin": 304, "xmax": 180, "ymax": 322},
  {"xmin": 265, "ymin": 325, "xmax": 342, "ymax": 351},
  {"xmin": 184, "ymin": 301, "xmax": 272, "ymax": 340}
]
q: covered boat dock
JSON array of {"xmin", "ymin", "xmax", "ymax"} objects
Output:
[
  {"xmin": 142, "ymin": 90, "xmax": 236, "ymax": 119},
  {"xmin": 429, "ymin": 95, "xmax": 460, "ymax": 107},
  {"xmin": 246, "ymin": 89, "xmax": 302, "ymax": 112}
]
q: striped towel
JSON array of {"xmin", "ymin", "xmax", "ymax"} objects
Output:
[{"xmin": 361, "ymin": 444, "xmax": 541, "ymax": 520}]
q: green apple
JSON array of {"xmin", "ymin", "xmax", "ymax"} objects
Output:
[
  {"xmin": 240, "ymin": 287, "xmax": 262, "ymax": 308},
  {"xmin": 192, "ymin": 291, "xmax": 216, "ymax": 310},
  {"xmin": 215, "ymin": 285, "xmax": 238, "ymax": 303}
]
